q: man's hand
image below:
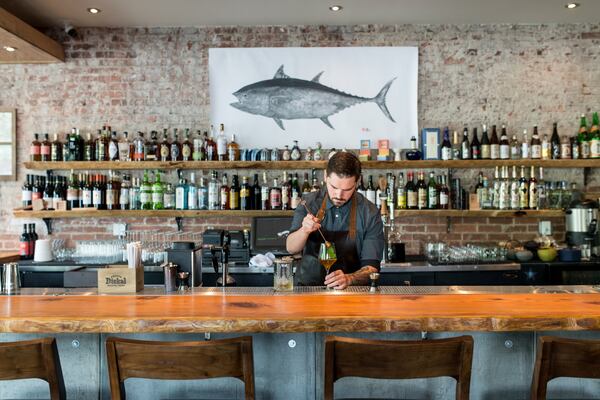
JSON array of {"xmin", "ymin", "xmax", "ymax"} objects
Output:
[
  {"xmin": 324, "ymin": 270, "xmax": 352, "ymax": 290},
  {"xmin": 301, "ymin": 214, "xmax": 321, "ymax": 235}
]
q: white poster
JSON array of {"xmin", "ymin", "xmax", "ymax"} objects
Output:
[{"xmin": 209, "ymin": 47, "xmax": 418, "ymax": 150}]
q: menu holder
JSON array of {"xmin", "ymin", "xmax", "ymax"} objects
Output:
[{"xmin": 98, "ymin": 265, "xmax": 144, "ymax": 293}]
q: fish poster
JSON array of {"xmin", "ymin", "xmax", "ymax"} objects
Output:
[{"xmin": 209, "ymin": 47, "xmax": 418, "ymax": 150}]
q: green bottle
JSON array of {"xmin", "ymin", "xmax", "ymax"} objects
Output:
[
  {"xmin": 590, "ymin": 112, "xmax": 600, "ymax": 159},
  {"xmin": 152, "ymin": 170, "xmax": 164, "ymax": 210},
  {"xmin": 578, "ymin": 114, "xmax": 590, "ymax": 159},
  {"xmin": 140, "ymin": 170, "xmax": 153, "ymax": 210}
]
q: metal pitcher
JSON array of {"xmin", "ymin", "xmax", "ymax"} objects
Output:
[{"xmin": 3, "ymin": 262, "xmax": 20, "ymax": 294}]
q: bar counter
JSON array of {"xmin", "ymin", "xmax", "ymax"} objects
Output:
[{"xmin": 2, "ymin": 285, "xmax": 600, "ymax": 333}]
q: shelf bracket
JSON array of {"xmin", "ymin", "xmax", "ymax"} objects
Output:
[
  {"xmin": 446, "ymin": 216, "xmax": 451, "ymax": 233},
  {"xmin": 175, "ymin": 217, "xmax": 183, "ymax": 232},
  {"xmin": 43, "ymin": 218, "xmax": 53, "ymax": 235}
]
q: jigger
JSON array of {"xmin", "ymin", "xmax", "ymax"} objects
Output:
[{"xmin": 369, "ymin": 272, "xmax": 380, "ymax": 293}]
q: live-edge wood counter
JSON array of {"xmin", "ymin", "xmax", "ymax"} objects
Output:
[{"xmin": 1, "ymin": 286, "xmax": 600, "ymax": 333}]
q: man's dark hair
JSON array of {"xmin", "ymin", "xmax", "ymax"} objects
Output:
[{"xmin": 326, "ymin": 151, "xmax": 362, "ymax": 181}]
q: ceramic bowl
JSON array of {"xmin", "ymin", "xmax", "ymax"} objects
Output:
[
  {"xmin": 515, "ymin": 250, "xmax": 534, "ymax": 262},
  {"xmin": 537, "ymin": 247, "xmax": 558, "ymax": 262}
]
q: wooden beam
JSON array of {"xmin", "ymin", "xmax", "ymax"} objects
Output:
[{"xmin": 0, "ymin": 7, "xmax": 64, "ymax": 63}]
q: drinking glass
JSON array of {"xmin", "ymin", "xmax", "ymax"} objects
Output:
[{"xmin": 318, "ymin": 242, "xmax": 337, "ymax": 289}]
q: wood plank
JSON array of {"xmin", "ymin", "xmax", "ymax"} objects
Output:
[
  {"xmin": 23, "ymin": 159, "xmax": 600, "ymax": 171},
  {"xmin": 0, "ymin": 252, "xmax": 19, "ymax": 263},
  {"xmin": 0, "ymin": 7, "xmax": 64, "ymax": 63},
  {"xmin": 0, "ymin": 291, "xmax": 600, "ymax": 333},
  {"xmin": 395, "ymin": 210, "xmax": 564, "ymax": 218}
]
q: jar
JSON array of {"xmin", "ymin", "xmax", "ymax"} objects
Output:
[{"xmin": 274, "ymin": 256, "xmax": 294, "ymax": 291}]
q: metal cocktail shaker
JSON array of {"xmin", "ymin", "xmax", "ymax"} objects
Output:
[
  {"xmin": 163, "ymin": 262, "xmax": 178, "ymax": 292},
  {"xmin": 3, "ymin": 262, "xmax": 20, "ymax": 294}
]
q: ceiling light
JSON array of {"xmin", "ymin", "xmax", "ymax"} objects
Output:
[
  {"xmin": 3, "ymin": 46, "xmax": 16, "ymax": 52},
  {"xmin": 565, "ymin": 3, "xmax": 579, "ymax": 9},
  {"xmin": 329, "ymin": 5, "xmax": 343, "ymax": 11},
  {"xmin": 87, "ymin": 7, "xmax": 101, "ymax": 14}
]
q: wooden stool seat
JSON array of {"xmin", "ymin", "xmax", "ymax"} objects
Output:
[
  {"xmin": 106, "ymin": 336, "xmax": 255, "ymax": 400},
  {"xmin": 0, "ymin": 337, "xmax": 66, "ymax": 400},
  {"xmin": 531, "ymin": 336, "xmax": 600, "ymax": 400},
  {"xmin": 324, "ymin": 335, "xmax": 474, "ymax": 400}
]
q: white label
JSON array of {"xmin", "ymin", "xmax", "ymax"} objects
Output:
[
  {"xmin": 366, "ymin": 190, "xmax": 376, "ymax": 204},
  {"xmin": 281, "ymin": 187, "xmax": 290, "ymax": 204},
  {"xmin": 417, "ymin": 188, "xmax": 427, "ymax": 209},
  {"xmin": 440, "ymin": 192, "xmax": 449, "ymax": 206},
  {"xmin": 83, "ymin": 190, "xmax": 92, "ymax": 206},
  {"xmin": 407, "ymin": 191, "xmax": 417, "ymax": 208},
  {"xmin": 22, "ymin": 190, "xmax": 32, "ymax": 202},
  {"xmin": 522, "ymin": 143, "xmax": 530, "ymax": 159},
  {"xmin": 66, "ymin": 189, "xmax": 78, "ymax": 201},
  {"xmin": 120, "ymin": 189, "xmax": 130, "ymax": 204},
  {"xmin": 188, "ymin": 189, "xmax": 198, "ymax": 209},
  {"xmin": 531, "ymin": 144, "xmax": 541, "ymax": 159},
  {"xmin": 92, "ymin": 190, "xmax": 102, "ymax": 205},
  {"xmin": 175, "ymin": 188, "xmax": 185, "ymax": 209},
  {"xmin": 140, "ymin": 192, "xmax": 151, "ymax": 205},
  {"xmin": 499, "ymin": 145, "xmax": 510, "ymax": 159},
  {"xmin": 490, "ymin": 144, "xmax": 500, "ymax": 159},
  {"xmin": 441, "ymin": 147, "xmax": 452, "ymax": 161},
  {"xmin": 106, "ymin": 190, "xmax": 116, "ymax": 205},
  {"xmin": 152, "ymin": 191, "xmax": 162, "ymax": 204},
  {"xmin": 109, "ymin": 142, "xmax": 119, "ymax": 159}
]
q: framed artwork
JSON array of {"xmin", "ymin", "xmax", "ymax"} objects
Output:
[
  {"xmin": 421, "ymin": 128, "xmax": 440, "ymax": 160},
  {"xmin": 0, "ymin": 109, "xmax": 16, "ymax": 181}
]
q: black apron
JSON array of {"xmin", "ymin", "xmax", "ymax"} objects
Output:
[{"xmin": 296, "ymin": 192, "xmax": 361, "ymax": 286}]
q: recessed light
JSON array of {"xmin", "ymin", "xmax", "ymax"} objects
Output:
[
  {"xmin": 329, "ymin": 5, "xmax": 343, "ymax": 11},
  {"xmin": 87, "ymin": 7, "xmax": 101, "ymax": 14},
  {"xmin": 3, "ymin": 46, "xmax": 16, "ymax": 52},
  {"xmin": 565, "ymin": 3, "xmax": 579, "ymax": 9}
]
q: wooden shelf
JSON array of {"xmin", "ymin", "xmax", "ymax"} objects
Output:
[
  {"xmin": 13, "ymin": 208, "xmax": 563, "ymax": 219},
  {"xmin": 23, "ymin": 159, "xmax": 600, "ymax": 171}
]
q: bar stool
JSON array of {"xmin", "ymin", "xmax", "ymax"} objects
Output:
[
  {"xmin": 106, "ymin": 336, "xmax": 255, "ymax": 400},
  {"xmin": 0, "ymin": 337, "xmax": 66, "ymax": 400},
  {"xmin": 324, "ymin": 335, "xmax": 474, "ymax": 400},
  {"xmin": 530, "ymin": 336, "xmax": 600, "ymax": 400}
]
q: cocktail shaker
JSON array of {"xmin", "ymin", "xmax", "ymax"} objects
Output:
[{"xmin": 3, "ymin": 262, "xmax": 20, "ymax": 294}]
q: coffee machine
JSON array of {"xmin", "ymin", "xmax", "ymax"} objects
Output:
[
  {"xmin": 565, "ymin": 199, "xmax": 598, "ymax": 257},
  {"xmin": 166, "ymin": 242, "xmax": 202, "ymax": 287}
]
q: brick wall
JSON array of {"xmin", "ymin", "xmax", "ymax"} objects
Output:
[{"xmin": 1, "ymin": 24, "xmax": 599, "ymax": 254}]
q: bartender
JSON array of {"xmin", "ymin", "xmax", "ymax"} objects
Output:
[{"xmin": 286, "ymin": 152, "xmax": 384, "ymax": 289}]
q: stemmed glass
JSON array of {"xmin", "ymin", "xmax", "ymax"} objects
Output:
[{"xmin": 318, "ymin": 242, "xmax": 337, "ymax": 290}]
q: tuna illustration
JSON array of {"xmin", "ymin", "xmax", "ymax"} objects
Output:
[{"xmin": 230, "ymin": 65, "xmax": 396, "ymax": 130}]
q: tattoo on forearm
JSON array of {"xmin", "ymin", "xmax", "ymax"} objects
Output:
[{"xmin": 348, "ymin": 266, "xmax": 377, "ymax": 285}]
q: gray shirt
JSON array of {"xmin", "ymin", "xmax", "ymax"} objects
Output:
[{"xmin": 289, "ymin": 189, "xmax": 384, "ymax": 270}]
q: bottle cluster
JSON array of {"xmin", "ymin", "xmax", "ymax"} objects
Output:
[{"xmin": 19, "ymin": 223, "xmax": 39, "ymax": 260}]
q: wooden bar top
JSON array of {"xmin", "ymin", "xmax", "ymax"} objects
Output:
[
  {"xmin": 1, "ymin": 287, "xmax": 600, "ymax": 333},
  {"xmin": 0, "ymin": 252, "xmax": 19, "ymax": 264}
]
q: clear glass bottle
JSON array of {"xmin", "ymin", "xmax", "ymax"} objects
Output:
[
  {"xmin": 170, "ymin": 128, "xmax": 181, "ymax": 161},
  {"xmin": 198, "ymin": 177, "xmax": 208, "ymax": 210},
  {"xmin": 270, "ymin": 147, "xmax": 280, "ymax": 161},
  {"xmin": 521, "ymin": 129, "xmax": 530, "ymax": 159},
  {"xmin": 133, "ymin": 132, "xmax": 146, "ymax": 162},
  {"xmin": 108, "ymin": 131, "xmax": 119, "ymax": 161},
  {"xmin": 163, "ymin": 183, "xmax": 175, "ymax": 210},
  {"xmin": 510, "ymin": 134, "xmax": 520, "ymax": 159},
  {"xmin": 193, "ymin": 130, "xmax": 204, "ymax": 161},
  {"xmin": 509, "ymin": 166, "xmax": 520, "ymax": 210},
  {"xmin": 208, "ymin": 171, "xmax": 220, "ymax": 210},
  {"xmin": 129, "ymin": 177, "xmax": 140, "ymax": 210},
  {"xmin": 175, "ymin": 176, "xmax": 188, "ymax": 210},
  {"xmin": 182, "ymin": 128, "xmax": 192, "ymax": 161},
  {"xmin": 282, "ymin": 145, "xmax": 291, "ymax": 161},
  {"xmin": 541, "ymin": 133, "xmax": 551, "ymax": 160},
  {"xmin": 187, "ymin": 172, "xmax": 198, "ymax": 210},
  {"xmin": 216, "ymin": 123, "xmax": 228, "ymax": 161},
  {"xmin": 290, "ymin": 140, "xmax": 302, "ymax": 161},
  {"xmin": 304, "ymin": 147, "xmax": 313, "ymax": 161},
  {"xmin": 119, "ymin": 174, "xmax": 131, "ymax": 210},
  {"xmin": 313, "ymin": 142, "xmax": 323, "ymax": 161},
  {"xmin": 118, "ymin": 132, "xmax": 132, "ymax": 161}
]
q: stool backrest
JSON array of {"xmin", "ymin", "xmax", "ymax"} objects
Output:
[
  {"xmin": 324, "ymin": 335, "xmax": 473, "ymax": 400},
  {"xmin": 0, "ymin": 337, "xmax": 66, "ymax": 400},
  {"xmin": 531, "ymin": 336, "xmax": 600, "ymax": 400},
  {"xmin": 106, "ymin": 336, "xmax": 254, "ymax": 400}
]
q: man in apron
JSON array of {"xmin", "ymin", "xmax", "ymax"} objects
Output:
[{"xmin": 286, "ymin": 152, "xmax": 384, "ymax": 289}]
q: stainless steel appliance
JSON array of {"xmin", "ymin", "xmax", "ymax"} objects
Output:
[
  {"xmin": 565, "ymin": 199, "xmax": 598, "ymax": 256},
  {"xmin": 166, "ymin": 242, "xmax": 202, "ymax": 287}
]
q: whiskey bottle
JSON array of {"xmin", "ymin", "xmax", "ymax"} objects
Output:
[
  {"xmin": 30, "ymin": 133, "xmax": 41, "ymax": 161},
  {"xmin": 220, "ymin": 173, "xmax": 230, "ymax": 210},
  {"xmin": 252, "ymin": 173, "xmax": 262, "ymax": 210},
  {"xmin": 159, "ymin": 129, "xmax": 171, "ymax": 162},
  {"xmin": 51, "ymin": 133, "xmax": 63, "ymax": 162},
  {"xmin": 229, "ymin": 175, "xmax": 240, "ymax": 210},
  {"xmin": 109, "ymin": 131, "xmax": 119, "ymax": 161},
  {"xmin": 240, "ymin": 176, "xmax": 251, "ymax": 211},
  {"xmin": 146, "ymin": 131, "xmax": 158, "ymax": 161},
  {"xmin": 227, "ymin": 134, "xmax": 240, "ymax": 161},
  {"xmin": 40, "ymin": 133, "xmax": 51, "ymax": 162}
]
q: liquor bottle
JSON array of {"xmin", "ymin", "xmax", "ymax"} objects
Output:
[
  {"xmin": 269, "ymin": 177, "xmax": 282, "ymax": 210},
  {"xmin": 96, "ymin": 129, "xmax": 107, "ymax": 161},
  {"xmin": 578, "ymin": 114, "xmax": 590, "ymax": 159},
  {"xmin": 480, "ymin": 124, "xmax": 490, "ymax": 159},
  {"xmin": 81, "ymin": 173, "xmax": 92, "ymax": 208},
  {"xmin": 530, "ymin": 126, "xmax": 541, "ymax": 159},
  {"xmin": 30, "ymin": 133, "xmax": 41, "ymax": 161},
  {"xmin": 416, "ymin": 171, "xmax": 427, "ymax": 210},
  {"xmin": 310, "ymin": 169, "xmax": 320, "ymax": 192},
  {"xmin": 518, "ymin": 166, "xmax": 529, "ymax": 210},
  {"xmin": 187, "ymin": 172, "xmax": 198, "ymax": 210},
  {"xmin": 571, "ymin": 136, "xmax": 580, "ymax": 159},
  {"xmin": 498, "ymin": 166, "xmax": 510, "ymax": 210},
  {"xmin": 490, "ymin": 125, "xmax": 500, "ymax": 160},
  {"xmin": 509, "ymin": 166, "xmax": 520, "ymax": 210},
  {"xmin": 426, "ymin": 171, "xmax": 438, "ymax": 209},
  {"xmin": 118, "ymin": 132, "xmax": 131, "ymax": 161},
  {"xmin": 510, "ymin": 134, "xmax": 520, "ymax": 160},
  {"xmin": 66, "ymin": 128, "xmax": 77, "ymax": 161},
  {"xmin": 375, "ymin": 175, "xmax": 383, "ymax": 209},
  {"xmin": 291, "ymin": 173, "xmax": 301, "ymax": 210},
  {"xmin": 470, "ymin": 127, "xmax": 480, "ymax": 160},
  {"xmin": 29, "ymin": 223, "xmax": 38, "ymax": 259},
  {"xmin": 76, "ymin": 128, "xmax": 84, "ymax": 160},
  {"xmin": 252, "ymin": 173, "xmax": 262, "ymax": 211},
  {"xmin": 497, "ymin": 126, "xmax": 508, "ymax": 160},
  {"xmin": 208, "ymin": 171, "xmax": 220, "ymax": 210},
  {"xmin": 206, "ymin": 128, "xmax": 218, "ymax": 161},
  {"xmin": 227, "ymin": 134, "xmax": 240, "ymax": 161},
  {"xmin": 220, "ymin": 173, "xmax": 230, "ymax": 210},
  {"xmin": 32, "ymin": 176, "xmax": 43, "ymax": 201},
  {"xmin": 175, "ymin": 176, "xmax": 188, "ymax": 210},
  {"xmin": 129, "ymin": 177, "xmax": 140, "ymax": 210},
  {"xmin": 396, "ymin": 172, "xmax": 406, "ymax": 209},
  {"xmin": 119, "ymin": 174, "xmax": 131, "ymax": 210},
  {"xmin": 157, "ymin": 129, "xmax": 169, "ymax": 161},
  {"xmin": 240, "ymin": 176, "xmax": 251, "ymax": 211},
  {"xmin": 40, "ymin": 133, "xmax": 51, "ymax": 162},
  {"xmin": 491, "ymin": 166, "xmax": 500, "ymax": 209},
  {"xmin": 92, "ymin": 174, "xmax": 104, "ymax": 210},
  {"xmin": 451, "ymin": 130, "xmax": 461, "ymax": 160},
  {"xmin": 440, "ymin": 127, "xmax": 452, "ymax": 161},
  {"xmin": 19, "ymin": 224, "xmax": 29, "ymax": 260},
  {"xmin": 439, "ymin": 175, "xmax": 449, "ymax": 209},
  {"xmin": 461, "ymin": 127, "xmax": 471, "ymax": 160},
  {"xmin": 290, "ymin": 140, "xmax": 302, "ymax": 161},
  {"xmin": 22, "ymin": 175, "xmax": 32, "ymax": 208},
  {"xmin": 193, "ymin": 130, "xmax": 204, "ymax": 161},
  {"xmin": 217, "ymin": 123, "xmax": 228, "ymax": 161},
  {"xmin": 560, "ymin": 135, "xmax": 572, "ymax": 159},
  {"xmin": 366, "ymin": 175, "xmax": 377, "ymax": 204},
  {"xmin": 83, "ymin": 133, "xmax": 95, "ymax": 161},
  {"xmin": 301, "ymin": 172, "xmax": 311, "ymax": 193},
  {"xmin": 229, "ymin": 175, "xmax": 240, "ymax": 210},
  {"xmin": 182, "ymin": 129, "xmax": 192, "ymax": 161},
  {"xmin": 475, "ymin": 172, "xmax": 485, "ymax": 208},
  {"xmin": 541, "ymin": 133, "xmax": 550, "ymax": 160},
  {"xmin": 406, "ymin": 136, "xmax": 422, "ymax": 160},
  {"xmin": 481, "ymin": 176, "xmax": 492, "ymax": 209},
  {"xmin": 66, "ymin": 171, "xmax": 79, "ymax": 210},
  {"xmin": 43, "ymin": 176, "xmax": 54, "ymax": 210},
  {"xmin": 109, "ymin": 131, "xmax": 119, "ymax": 161},
  {"xmin": 198, "ymin": 177, "xmax": 208, "ymax": 210},
  {"xmin": 281, "ymin": 146, "xmax": 290, "ymax": 161},
  {"xmin": 551, "ymin": 123, "xmax": 561, "ymax": 159},
  {"xmin": 151, "ymin": 171, "xmax": 164, "ymax": 210},
  {"xmin": 406, "ymin": 171, "xmax": 417, "ymax": 210},
  {"xmin": 171, "ymin": 128, "xmax": 181, "ymax": 161},
  {"xmin": 528, "ymin": 166, "xmax": 538, "ymax": 210},
  {"xmin": 591, "ymin": 113, "xmax": 600, "ymax": 159},
  {"xmin": 164, "ymin": 183, "xmax": 175, "ymax": 210},
  {"xmin": 356, "ymin": 175, "xmax": 366, "ymax": 198},
  {"xmin": 140, "ymin": 170, "xmax": 153, "ymax": 210},
  {"xmin": 146, "ymin": 131, "xmax": 158, "ymax": 161},
  {"xmin": 105, "ymin": 171, "xmax": 119, "ymax": 210},
  {"xmin": 50, "ymin": 133, "xmax": 62, "ymax": 162},
  {"xmin": 538, "ymin": 167, "xmax": 546, "ymax": 209},
  {"xmin": 281, "ymin": 171, "xmax": 291, "ymax": 210},
  {"xmin": 521, "ymin": 129, "xmax": 530, "ymax": 159},
  {"xmin": 260, "ymin": 173, "xmax": 270, "ymax": 210}
]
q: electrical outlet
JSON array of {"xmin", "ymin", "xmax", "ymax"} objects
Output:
[
  {"xmin": 112, "ymin": 223, "xmax": 127, "ymax": 237},
  {"xmin": 539, "ymin": 221, "xmax": 552, "ymax": 236}
]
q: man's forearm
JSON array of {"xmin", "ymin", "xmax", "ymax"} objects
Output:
[
  {"xmin": 286, "ymin": 230, "xmax": 309, "ymax": 254},
  {"xmin": 347, "ymin": 266, "xmax": 378, "ymax": 285}
]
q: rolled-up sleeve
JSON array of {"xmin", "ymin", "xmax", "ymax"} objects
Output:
[
  {"xmin": 359, "ymin": 208, "xmax": 384, "ymax": 270},
  {"xmin": 289, "ymin": 206, "xmax": 307, "ymax": 233}
]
